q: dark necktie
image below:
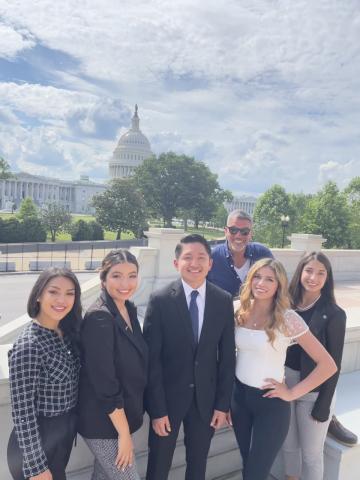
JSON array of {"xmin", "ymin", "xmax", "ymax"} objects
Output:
[{"xmin": 189, "ymin": 290, "xmax": 199, "ymax": 343}]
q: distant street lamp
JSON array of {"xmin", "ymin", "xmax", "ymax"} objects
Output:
[{"xmin": 281, "ymin": 215, "xmax": 290, "ymax": 248}]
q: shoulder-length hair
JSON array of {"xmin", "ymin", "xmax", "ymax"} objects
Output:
[
  {"xmin": 27, "ymin": 267, "xmax": 82, "ymax": 337},
  {"xmin": 289, "ymin": 251, "xmax": 336, "ymax": 307},
  {"xmin": 235, "ymin": 258, "xmax": 291, "ymax": 344}
]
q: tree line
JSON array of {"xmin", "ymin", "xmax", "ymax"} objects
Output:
[
  {"xmin": 253, "ymin": 178, "xmax": 360, "ymax": 248},
  {"xmin": 0, "ymin": 198, "xmax": 104, "ymax": 243}
]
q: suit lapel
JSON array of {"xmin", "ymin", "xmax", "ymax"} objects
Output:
[
  {"xmin": 308, "ymin": 298, "xmax": 328, "ymax": 334},
  {"xmin": 172, "ymin": 279, "xmax": 196, "ymax": 351},
  {"xmin": 101, "ymin": 289, "xmax": 147, "ymax": 361}
]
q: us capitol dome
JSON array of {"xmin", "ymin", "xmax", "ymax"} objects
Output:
[{"xmin": 109, "ymin": 104, "xmax": 153, "ymax": 179}]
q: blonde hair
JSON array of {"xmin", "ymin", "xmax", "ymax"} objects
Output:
[{"xmin": 235, "ymin": 258, "xmax": 291, "ymax": 344}]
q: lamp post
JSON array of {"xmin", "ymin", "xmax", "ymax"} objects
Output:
[{"xmin": 281, "ymin": 215, "xmax": 290, "ymax": 248}]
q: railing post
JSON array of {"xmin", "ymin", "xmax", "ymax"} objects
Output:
[{"xmin": 90, "ymin": 244, "xmax": 94, "ymax": 270}]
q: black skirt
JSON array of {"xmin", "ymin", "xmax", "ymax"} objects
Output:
[{"xmin": 7, "ymin": 410, "xmax": 77, "ymax": 480}]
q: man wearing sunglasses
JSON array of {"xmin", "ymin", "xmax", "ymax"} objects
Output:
[{"xmin": 207, "ymin": 209, "xmax": 273, "ymax": 297}]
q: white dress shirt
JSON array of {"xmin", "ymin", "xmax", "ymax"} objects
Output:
[{"xmin": 182, "ymin": 280, "xmax": 206, "ymax": 341}]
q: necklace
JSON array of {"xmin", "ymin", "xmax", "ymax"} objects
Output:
[{"xmin": 297, "ymin": 295, "xmax": 321, "ymax": 312}]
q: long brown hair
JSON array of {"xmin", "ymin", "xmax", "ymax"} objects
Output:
[
  {"xmin": 27, "ymin": 267, "xmax": 82, "ymax": 338},
  {"xmin": 235, "ymin": 258, "xmax": 291, "ymax": 343},
  {"xmin": 289, "ymin": 251, "xmax": 336, "ymax": 308}
]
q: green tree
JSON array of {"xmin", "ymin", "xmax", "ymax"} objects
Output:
[
  {"xmin": 40, "ymin": 203, "xmax": 72, "ymax": 242},
  {"xmin": 0, "ymin": 157, "xmax": 13, "ymax": 179},
  {"xmin": 343, "ymin": 177, "xmax": 360, "ymax": 248},
  {"xmin": 70, "ymin": 219, "xmax": 92, "ymax": 241},
  {"xmin": 92, "ymin": 179, "xmax": 147, "ymax": 239},
  {"xmin": 253, "ymin": 185, "xmax": 292, "ymax": 247},
  {"xmin": 0, "ymin": 218, "xmax": 22, "ymax": 242},
  {"xmin": 302, "ymin": 181, "xmax": 350, "ymax": 248},
  {"xmin": 288, "ymin": 192, "xmax": 313, "ymax": 233},
  {"xmin": 22, "ymin": 218, "xmax": 47, "ymax": 242},
  {"xmin": 134, "ymin": 152, "xmax": 229, "ymax": 227},
  {"xmin": 211, "ymin": 204, "xmax": 229, "ymax": 228},
  {"xmin": 184, "ymin": 162, "xmax": 232, "ymax": 229},
  {"xmin": 88, "ymin": 221, "xmax": 104, "ymax": 240},
  {"xmin": 17, "ymin": 197, "xmax": 39, "ymax": 221}
]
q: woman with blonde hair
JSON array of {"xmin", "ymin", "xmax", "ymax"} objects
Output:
[{"xmin": 230, "ymin": 258, "xmax": 337, "ymax": 480}]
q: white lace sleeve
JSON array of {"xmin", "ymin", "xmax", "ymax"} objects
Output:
[{"xmin": 284, "ymin": 309, "xmax": 309, "ymax": 339}]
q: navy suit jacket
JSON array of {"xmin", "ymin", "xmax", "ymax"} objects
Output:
[{"xmin": 143, "ymin": 279, "xmax": 235, "ymax": 424}]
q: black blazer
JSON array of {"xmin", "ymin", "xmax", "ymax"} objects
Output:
[
  {"xmin": 77, "ymin": 290, "xmax": 148, "ymax": 438},
  {"xmin": 299, "ymin": 298, "xmax": 346, "ymax": 422},
  {"xmin": 143, "ymin": 279, "xmax": 235, "ymax": 424}
]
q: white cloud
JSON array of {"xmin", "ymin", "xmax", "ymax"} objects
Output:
[
  {"xmin": 0, "ymin": 0, "xmax": 359, "ymax": 193},
  {"xmin": 0, "ymin": 22, "xmax": 35, "ymax": 58}
]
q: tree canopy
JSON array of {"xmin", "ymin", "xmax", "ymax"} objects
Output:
[
  {"xmin": 0, "ymin": 157, "xmax": 13, "ymax": 180},
  {"xmin": 253, "ymin": 185, "xmax": 293, "ymax": 247},
  {"xmin": 133, "ymin": 152, "xmax": 228, "ymax": 227},
  {"xmin": 40, "ymin": 203, "xmax": 72, "ymax": 242},
  {"xmin": 92, "ymin": 178, "xmax": 147, "ymax": 239},
  {"xmin": 17, "ymin": 197, "xmax": 39, "ymax": 221}
]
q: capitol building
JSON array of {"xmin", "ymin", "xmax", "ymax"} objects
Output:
[
  {"xmin": 0, "ymin": 106, "xmax": 153, "ymax": 213},
  {"xmin": 109, "ymin": 104, "xmax": 153, "ymax": 179}
]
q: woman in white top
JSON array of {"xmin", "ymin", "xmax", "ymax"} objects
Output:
[{"xmin": 230, "ymin": 258, "xmax": 337, "ymax": 480}]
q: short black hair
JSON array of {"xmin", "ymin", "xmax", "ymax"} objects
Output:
[{"xmin": 175, "ymin": 234, "xmax": 211, "ymax": 259}]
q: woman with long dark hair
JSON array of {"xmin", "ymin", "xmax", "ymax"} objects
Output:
[
  {"xmin": 230, "ymin": 258, "xmax": 337, "ymax": 480},
  {"xmin": 7, "ymin": 267, "xmax": 82, "ymax": 480},
  {"xmin": 283, "ymin": 252, "xmax": 346, "ymax": 480},
  {"xmin": 77, "ymin": 249, "xmax": 148, "ymax": 480}
]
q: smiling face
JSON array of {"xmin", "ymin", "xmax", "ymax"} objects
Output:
[
  {"xmin": 300, "ymin": 259, "xmax": 327, "ymax": 296},
  {"xmin": 225, "ymin": 217, "xmax": 252, "ymax": 255},
  {"xmin": 102, "ymin": 261, "xmax": 139, "ymax": 306},
  {"xmin": 37, "ymin": 276, "xmax": 76, "ymax": 326},
  {"xmin": 251, "ymin": 266, "xmax": 279, "ymax": 301},
  {"xmin": 174, "ymin": 242, "xmax": 213, "ymax": 289}
]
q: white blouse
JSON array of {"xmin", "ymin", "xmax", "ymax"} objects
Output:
[{"xmin": 235, "ymin": 309, "xmax": 309, "ymax": 389}]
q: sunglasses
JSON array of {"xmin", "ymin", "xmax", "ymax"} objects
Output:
[{"xmin": 226, "ymin": 226, "xmax": 251, "ymax": 236}]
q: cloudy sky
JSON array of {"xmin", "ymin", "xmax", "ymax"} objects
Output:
[{"xmin": 0, "ymin": 0, "xmax": 359, "ymax": 196}]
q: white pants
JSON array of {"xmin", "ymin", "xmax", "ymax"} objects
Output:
[{"xmin": 282, "ymin": 367, "xmax": 335, "ymax": 480}]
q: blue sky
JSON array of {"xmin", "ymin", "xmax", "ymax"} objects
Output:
[{"xmin": 0, "ymin": 0, "xmax": 359, "ymax": 195}]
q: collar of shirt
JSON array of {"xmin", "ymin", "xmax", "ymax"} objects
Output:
[
  {"xmin": 181, "ymin": 280, "xmax": 206, "ymax": 339},
  {"xmin": 181, "ymin": 279, "xmax": 206, "ymax": 306}
]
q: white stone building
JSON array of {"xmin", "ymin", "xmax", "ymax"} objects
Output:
[
  {"xmin": 225, "ymin": 195, "xmax": 258, "ymax": 217},
  {"xmin": 0, "ymin": 173, "xmax": 106, "ymax": 214},
  {"xmin": 109, "ymin": 104, "xmax": 153, "ymax": 179}
]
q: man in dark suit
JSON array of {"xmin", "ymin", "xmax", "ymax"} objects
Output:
[{"xmin": 143, "ymin": 234, "xmax": 235, "ymax": 480}]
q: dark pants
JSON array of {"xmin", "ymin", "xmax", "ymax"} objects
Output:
[
  {"xmin": 231, "ymin": 378, "xmax": 290, "ymax": 480},
  {"xmin": 7, "ymin": 410, "xmax": 77, "ymax": 480},
  {"xmin": 146, "ymin": 398, "xmax": 215, "ymax": 480}
]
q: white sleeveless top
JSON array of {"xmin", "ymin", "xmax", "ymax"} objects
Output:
[{"xmin": 235, "ymin": 309, "xmax": 308, "ymax": 389}]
